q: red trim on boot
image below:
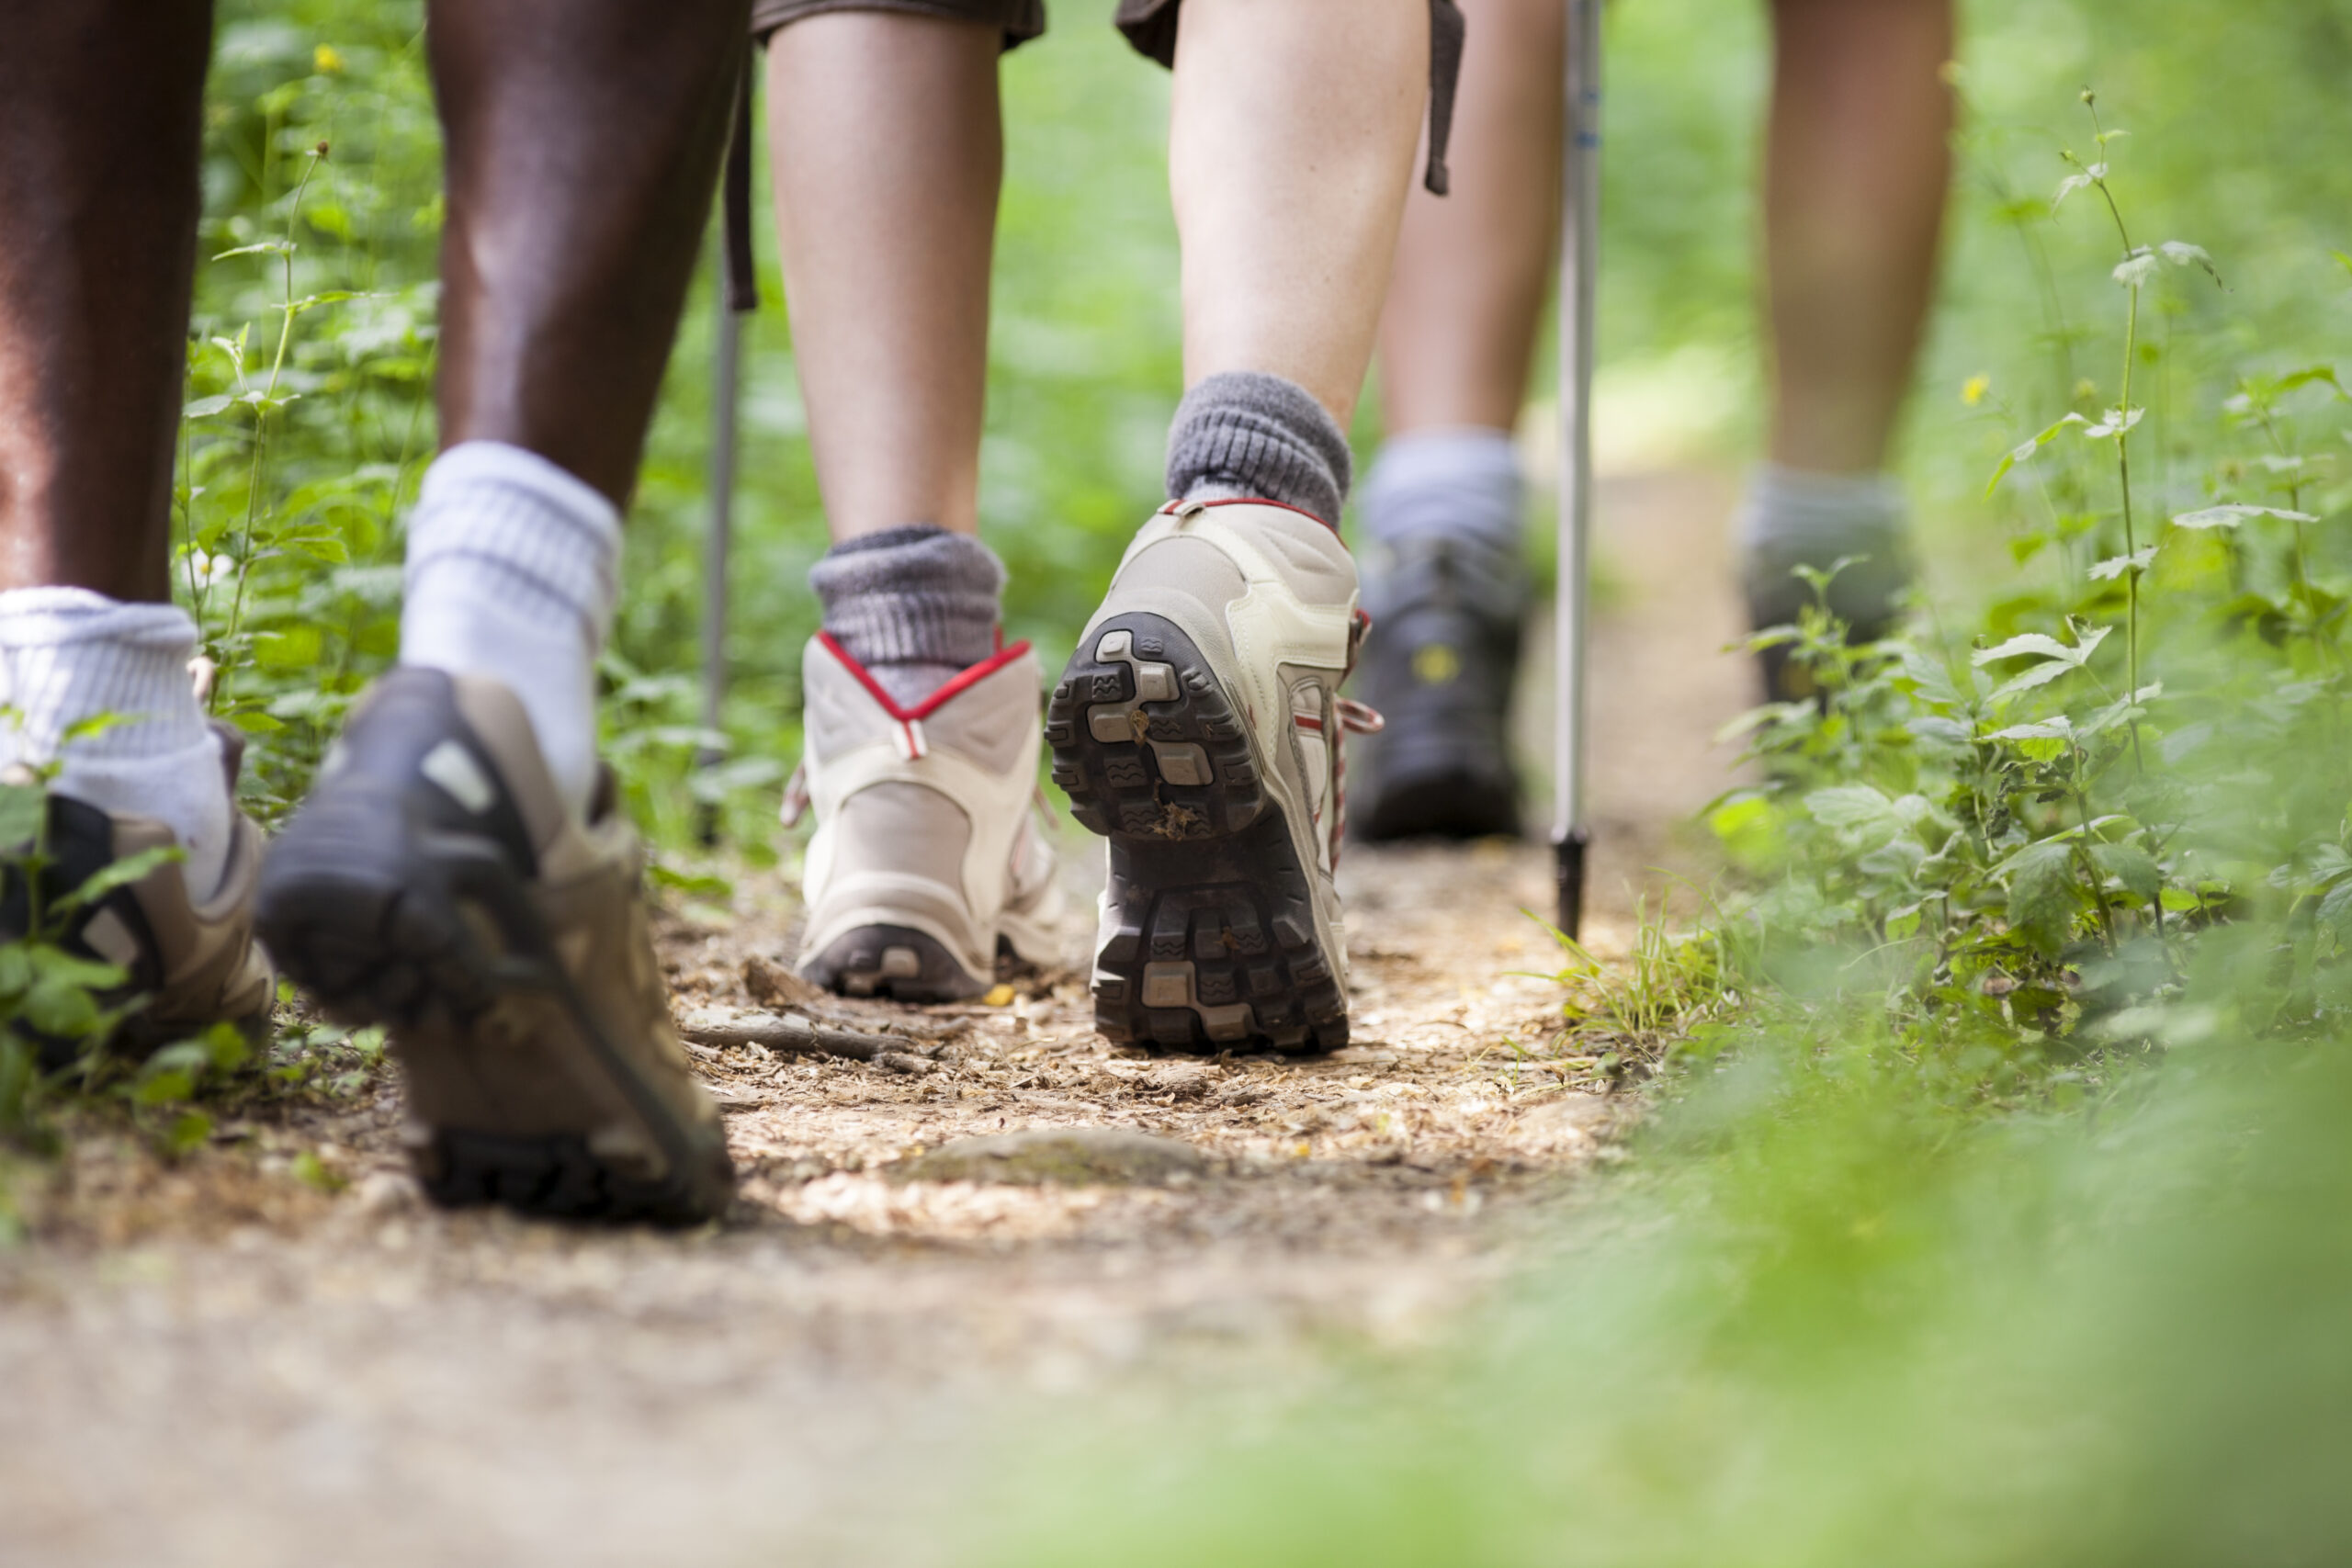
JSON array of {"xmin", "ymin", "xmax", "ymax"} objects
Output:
[{"xmin": 814, "ymin": 632, "xmax": 1035, "ymax": 723}]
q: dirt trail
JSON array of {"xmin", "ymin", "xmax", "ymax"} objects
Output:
[{"xmin": 0, "ymin": 469, "xmax": 1751, "ymax": 1568}]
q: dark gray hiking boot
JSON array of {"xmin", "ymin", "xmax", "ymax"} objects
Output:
[
  {"xmin": 256, "ymin": 667, "xmax": 734, "ymax": 1224},
  {"xmin": 1, "ymin": 724, "xmax": 275, "ymax": 1071},
  {"xmin": 1351, "ymin": 533, "xmax": 1523, "ymax": 840},
  {"xmin": 1047, "ymin": 498, "xmax": 1371, "ymax": 1055},
  {"xmin": 1735, "ymin": 468, "xmax": 1915, "ymax": 701}
]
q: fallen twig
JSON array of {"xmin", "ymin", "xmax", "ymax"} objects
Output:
[{"xmin": 678, "ymin": 1010, "xmax": 922, "ymax": 1063}]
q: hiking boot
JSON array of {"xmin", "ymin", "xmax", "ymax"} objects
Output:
[
  {"xmin": 1351, "ymin": 534, "xmax": 1523, "ymax": 840},
  {"xmin": 1735, "ymin": 468, "xmax": 1915, "ymax": 702},
  {"xmin": 255, "ymin": 668, "xmax": 733, "ymax": 1224},
  {"xmin": 1046, "ymin": 498, "xmax": 1372, "ymax": 1055},
  {"xmin": 1, "ymin": 724, "xmax": 275, "ymax": 1071},
  {"xmin": 788, "ymin": 634, "xmax": 1064, "ymax": 1002}
]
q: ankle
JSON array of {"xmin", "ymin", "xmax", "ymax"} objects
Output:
[
  {"xmin": 808, "ymin": 525, "xmax": 1004, "ymax": 707},
  {"xmin": 1166, "ymin": 371, "xmax": 1353, "ymax": 527}
]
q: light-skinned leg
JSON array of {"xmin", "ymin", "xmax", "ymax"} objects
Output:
[
  {"xmin": 764, "ymin": 13, "xmax": 1002, "ymax": 545},
  {"xmin": 1170, "ymin": 0, "xmax": 1427, "ymax": 431},
  {"xmin": 1762, "ymin": 0, "xmax": 1953, "ymax": 476}
]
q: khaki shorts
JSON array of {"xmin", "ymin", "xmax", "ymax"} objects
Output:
[{"xmin": 748, "ymin": 0, "xmax": 1185, "ymax": 67}]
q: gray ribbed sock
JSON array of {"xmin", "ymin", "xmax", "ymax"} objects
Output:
[
  {"xmin": 1165, "ymin": 371, "xmax": 1353, "ymax": 527},
  {"xmin": 1362, "ymin": 425, "xmax": 1524, "ymax": 555},
  {"xmin": 808, "ymin": 525, "xmax": 1005, "ymax": 705},
  {"xmin": 1734, "ymin": 463, "xmax": 1913, "ymax": 633},
  {"xmin": 1358, "ymin": 427, "xmax": 1528, "ymax": 629}
]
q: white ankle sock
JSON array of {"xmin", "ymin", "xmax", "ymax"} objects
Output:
[
  {"xmin": 399, "ymin": 442, "xmax": 620, "ymax": 821},
  {"xmin": 0, "ymin": 589, "xmax": 232, "ymax": 900}
]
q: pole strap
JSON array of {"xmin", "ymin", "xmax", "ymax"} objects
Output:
[
  {"xmin": 722, "ymin": 49, "xmax": 759, "ymax": 314},
  {"xmin": 1425, "ymin": 0, "xmax": 1466, "ymax": 196}
]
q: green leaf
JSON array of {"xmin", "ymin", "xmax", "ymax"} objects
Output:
[
  {"xmin": 2158, "ymin": 240, "xmax": 2222, "ymax": 286},
  {"xmin": 161, "ymin": 1110, "xmax": 214, "ymax": 1156},
  {"xmin": 1986, "ymin": 716, "xmax": 2076, "ymax": 742},
  {"xmin": 23, "ymin": 977, "xmax": 98, "ymax": 1038},
  {"xmin": 2317, "ymin": 879, "xmax": 2352, "ymax": 930},
  {"xmin": 0, "ymin": 945, "xmax": 32, "ymax": 1001},
  {"xmin": 1985, "ymin": 413, "xmax": 2088, "ymax": 495},
  {"xmin": 2080, "ymin": 406, "xmax": 2145, "ymax": 440},
  {"xmin": 56, "ymin": 843, "xmax": 184, "ymax": 915},
  {"xmin": 2088, "ymin": 547, "xmax": 2157, "ymax": 581},
  {"xmin": 291, "ymin": 1149, "xmax": 346, "ymax": 1194},
  {"xmin": 0, "ymin": 784, "xmax": 44, "ymax": 851},
  {"xmin": 2091, "ymin": 842, "xmax": 2163, "ymax": 901},
  {"xmin": 211, "ymin": 241, "xmax": 293, "ymax": 260},
  {"xmin": 132, "ymin": 1068, "xmax": 196, "ymax": 1106},
  {"xmin": 182, "ymin": 394, "xmax": 235, "ymax": 419},
  {"xmin": 2003, "ymin": 840, "xmax": 2082, "ymax": 955},
  {"xmin": 2173, "ymin": 503, "xmax": 2318, "ymax": 529},
  {"xmin": 1973, "ymin": 633, "xmax": 2074, "ymax": 665},
  {"xmin": 1988, "ymin": 660, "xmax": 2083, "ymax": 703}
]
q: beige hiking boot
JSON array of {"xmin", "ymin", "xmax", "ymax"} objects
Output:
[
  {"xmin": 1046, "ymin": 498, "xmax": 1375, "ymax": 1053},
  {"xmin": 788, "ymin": 634, "xmax": 1064, "ymax": 1001},
  {"xmin": 1, "ymin": 723, "xmax": 275, "ymax": 1070},
  {"xmin": 255, "ymin": 667, "xmax": 734, "ymax": 1224}
]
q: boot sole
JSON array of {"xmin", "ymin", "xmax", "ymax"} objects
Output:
[
  {"xmin": 1046, "ymin": 613, "xmax": 1347, "ymax": 1055},
  {"xmin": 256, "ymin": 788, "xmax": 732, "ymax": 1225},
  {"xmin": 799, "ymin": 922, "xmax": 989, "ymax": 1004}
]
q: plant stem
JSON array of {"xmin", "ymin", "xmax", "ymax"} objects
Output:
[
  {"xmin": 218, "ymin": 152, "xmax": 324, "ymax": 714},
  {"xmin": 2116, "ymin": 279, "xmax": 2146, "ymax": 775}
]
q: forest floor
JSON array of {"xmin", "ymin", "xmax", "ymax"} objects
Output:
[{"xmin": 0, "ymin": 469, "xmax": 1750, "ymax": 1568}]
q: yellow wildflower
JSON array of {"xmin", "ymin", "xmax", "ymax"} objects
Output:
[
  {"xmin": 1962, "ymin": 374, "xmax": 1990, "ymax": 406},
  {"xmin": 314, "ymin": 44, "xmax": 344, "ymax": 73}
]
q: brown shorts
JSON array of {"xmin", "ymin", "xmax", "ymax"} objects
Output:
[{"xmin": 748, "ymin": 0, "xmax": 1184, "ymax": 67}]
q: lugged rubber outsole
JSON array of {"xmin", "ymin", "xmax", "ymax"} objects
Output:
[
  {"xmin": 258, "ymin": 788, "xmax": 733, "ymax": 1226},
  {"xmin": 1047, "ymin": 613, "xmax": 1348, "ymax": 1055},
  {"xmin": 799, "ymin": 922, "xmax": 989, "ymax": 1004}
]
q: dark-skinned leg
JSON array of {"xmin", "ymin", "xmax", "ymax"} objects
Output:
[
  {"xmin": 0, "ymin": 0, "xmax": 213, "ymax": 602},
  {"xmin": 257, "ymin": 1, "xmax": 747, "ymax": 1223},
  {"xmin": 391, "ymin": 0, "xmax": 750, "ymax": 820},
  {"xmin": 427, "ymin": 0, "xmax": 751, "ymax": 506},
  {"xmin": 0, "ymin": 2, "xmax": 247, "ymax": 911}
]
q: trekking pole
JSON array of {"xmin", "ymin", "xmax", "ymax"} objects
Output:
[
  {"xmin": 1553, "ymin": 0, "xmax": 1602, "ymax": 939},
  {"xmin": 697, "ymin": 274, "xmax": 743, "ymax": 849},
  {"xmin": 698, "ymin": 55, "xmax": 761, "ymax": 849}
]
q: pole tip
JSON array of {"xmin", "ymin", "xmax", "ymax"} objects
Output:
[{"xmin": 1555, "ymin": 829, "xmax": 1591, "ymax": 941}]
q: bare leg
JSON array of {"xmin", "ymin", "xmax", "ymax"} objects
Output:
[
  {"xmin": 0, "ymin": 0, "xmax": 214, "ymax": 601},
  {"xmin": 1171, "ymin": 0, "xmax": 1428, "ymax": 428},
  {"xmin": 1378, "ymin": 0, "xmax": 1563, "ymax": 436},
  {"xmin": 764, "ymin": 14, "xmax": 1001, "ymax": 543},
  {"xmin": 1764, "ymin": 0, "xmax": 1954, "ymax": 474},
  {"xmin": 428, "ymin": 0, "xmax": 750, "ymax": 508}
]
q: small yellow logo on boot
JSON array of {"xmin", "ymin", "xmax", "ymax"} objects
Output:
[{"xmin": 1411, "ymin": 643, "xmax": 1463, "ymax": 685}]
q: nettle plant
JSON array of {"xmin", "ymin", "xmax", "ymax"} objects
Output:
[{"xmin": 1713, "ymin": 92, "xmax": 2352, "ymax": 1048}]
